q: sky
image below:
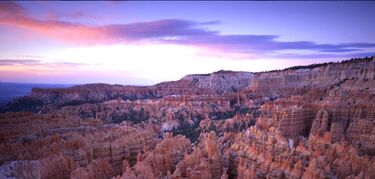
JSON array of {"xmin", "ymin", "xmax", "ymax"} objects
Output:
[{"xmin": 0, "ymin": 1, "xmax": 374, "ymax": 85}]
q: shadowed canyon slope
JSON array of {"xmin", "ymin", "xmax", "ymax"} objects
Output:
[{"xmin": 1, "ymin": 56, "xmax": 375, "ymax": 179}]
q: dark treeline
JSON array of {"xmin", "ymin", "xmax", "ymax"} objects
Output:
[{"xmin": 258, "ymin": 56, "xmax": 374, "ymax": 73}]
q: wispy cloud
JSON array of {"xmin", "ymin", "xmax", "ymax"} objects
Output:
[
  {"xmin": 274, "ymin": 52, "xmax": 375, "ymax": 60},
  {"xmin": 0, "ymin": 59, "xmax": 41, "ymax": 66},
  {"xmin": 0, "ymin": 58, "xmax": 152, "ymax": 85},
  {"xmin": 0, "ymin": 59, "xmax": 85, "ymax": 67},
  {"xmin": 45, "ymin": 11, "xmax": 88, "ymax": 21},
  {"xmin": 1, "ymin": 2, "xmax": 374, "ymax": 58}
]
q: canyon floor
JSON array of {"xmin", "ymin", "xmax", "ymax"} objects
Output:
[{"xmin": 0, "ymin": 56, "xmax": 375, "ymax": 179}]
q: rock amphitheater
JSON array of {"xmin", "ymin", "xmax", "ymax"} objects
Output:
[{"xmin": 1, "ymin": 57, "xmax": 375, "ymax": 179}]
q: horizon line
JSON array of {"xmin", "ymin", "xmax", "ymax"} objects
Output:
[{"xmin": 1, "ymin": 55, "xmax": 373, "ymax": 86}]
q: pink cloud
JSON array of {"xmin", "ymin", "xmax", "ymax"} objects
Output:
[
  {"xmin": 0, "ymin": 2, "xmax": 217, "ymax": 45},
  {"xmin": 0, "ymin": 4, "xmax": 100, "ymax": 44},
  {"xmin": 1, "ymin": 2, "xmax": 374, "ymax": 58}
]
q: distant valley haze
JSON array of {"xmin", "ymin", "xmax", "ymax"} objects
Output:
[{"xmin": 0, "ymin": 82, "xmax": 73, "ymax": 105}]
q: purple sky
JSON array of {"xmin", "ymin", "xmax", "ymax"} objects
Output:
[{"xmin": 0, "ymin": 1, "xmax": 374, "ymax": 85}]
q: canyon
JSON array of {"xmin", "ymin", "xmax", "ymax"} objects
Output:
[{"xmin": 0, "ymin": 56, "xmax": 375, "ymax": 179}]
